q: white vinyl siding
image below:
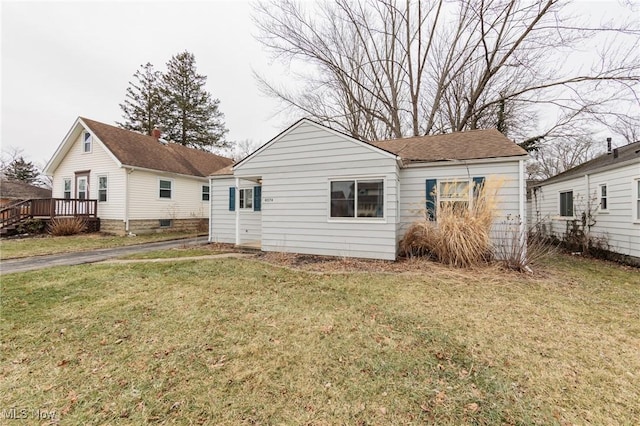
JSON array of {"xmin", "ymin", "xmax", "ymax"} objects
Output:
[
  {"xmin": 534, "ymin": 162, "xmax": 640, "ymax": 259},
  {"xmin": 209, "ymin": 178, "xmax": 261, "ymax": 245},
  {"xmin": 234, "ymin": 121, "xmax": 398, "ymax": 260},
  {"xmin": 50, "ymin": 128, "xmax": 125, "ymax": 220},
  {"xmin": 127, "ymin": 170, "xmax": 208, "ymax": 220},
  {"xmin": 209, "ymin": 178, "xmax": 236, "ymax": 243},
  {"xmin": 399, "ymin": 161, "xmax": 522, "ymax": 258}
]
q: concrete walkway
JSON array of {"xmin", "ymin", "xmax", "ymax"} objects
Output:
[{"xmin": 0, "ymin": 237, "xmax": 221, "ymax": 275}]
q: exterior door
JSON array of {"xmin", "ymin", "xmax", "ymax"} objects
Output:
[{"xmin": 76, "ymin": 176, "xmax": 88, "ymax": 200}]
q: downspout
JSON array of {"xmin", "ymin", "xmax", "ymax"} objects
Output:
[
  {"xmin": 124, "ymin": 168, "xmax": 133, "ymax": 232},
  {"xmin": 235, "ymin": 176, "xmax": 240, "ymax": 246},
  {"xmin": 584, "ymin": 173, "xmax": 590, "ymax": 215},
  {"xmin": 208, "ymin": 177, "xmax": 213, "ymax": 243},
  {"xmin": 519, "ymin": 159, "xmax": 526, "ymax": 264}
]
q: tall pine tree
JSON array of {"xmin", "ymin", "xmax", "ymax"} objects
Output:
[
  {"xmin": 2, "ymin": 156, "xmax": 41, "ymax": 185},
  {"xmin": 117, "ymin": 63, "xmax": 165, "ymax": 135},
  {"xmin": 161, "ymin": 51, "xmax": 228, "ymax": 150}
]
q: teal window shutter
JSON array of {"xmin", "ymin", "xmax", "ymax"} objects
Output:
[
  {"xmin": 229, "ymin": 187, "xmax": 235, "ymax": 211},
  {"xmin": 254, "ymin": 186, "xmax": 261, "ymax": 211},
  {"xmin": 473, "ymin": 177, "xmax": 486, "ymax": 198},
  {"xmin": 425, "ymin": 179, "xmax": 437, "ymax": 221}
]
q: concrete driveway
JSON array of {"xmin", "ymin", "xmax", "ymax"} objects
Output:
[{"xmin": 0, "ymin": 237, "xmax": 210, "ymax": 274}]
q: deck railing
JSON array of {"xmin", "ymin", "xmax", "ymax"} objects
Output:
[{"xmin": 0, "ymin": 198, "xmax": 97, "ymax": 229}]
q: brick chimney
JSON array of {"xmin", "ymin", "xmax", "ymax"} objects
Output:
[{"xmin": 151, "ymin": 128, "xmax": 161, "ymax": 138}]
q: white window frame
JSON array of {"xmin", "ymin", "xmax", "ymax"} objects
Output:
[
  {"xmin": 77, "ymin": 176, "xmax": 88, "ymax": 200},
  {"xmin": 328, "ymin": 177, "xmax": 386, "ymax": 222},
  {"xmin": 159, "ymin": 178, "xmax": 173, "ymax": 200},
  {"xmin": 202, "ymin": 185, "xmax": 210, "ymax": 202},
  {"xmin": 83, "ymin": 131, "xmax": 92, "ymax": 153},
  {"xmin": 438, "ymin": 179, "xmax": 472, "ymax": 211},
  {"xmin": 63, "ymin": 178, "xmax": 72, "ymax": 199},
  {"xmin": 239, "ymin": 188, "xmax": 253, "ymax": 210},
  {"xmin": 598, "ymin": 184, "xmax": 608, "ymax": 213},
  {"xmin": 559, "ymin": 190, "xmax": 574, "ymax": 218},
  {"xmin": 634, "ymin": 178, "xmax": 640, "ymax": 224},
  {"xmin": 98, "ymin": 175, "xmax": 108, "ymax": 202}
]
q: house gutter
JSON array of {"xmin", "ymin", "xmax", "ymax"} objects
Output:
[
  {"xmin": 235, "ymin": 176, "xmax": 240, "ymax": 246},
  {"xmin": 519, "ymin": 159, "xmax": 526, "ymax": 264},
  {"xmin": 124, "ymin": 168, "xmax": 134, "ymax": 232}
]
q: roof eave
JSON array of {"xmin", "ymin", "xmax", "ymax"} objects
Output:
[
  {"xmin": 401, "ymin": 154, "xmax": 529, "ymax": 167},
  {"xmin": 536, "ymin": 156, "xmax": 640, "ymax": 186}
]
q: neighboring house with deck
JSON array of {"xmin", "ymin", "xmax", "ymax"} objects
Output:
[
  {"xmin": 0, "ymin": 178, "xmax": 51, "ymax": 207},
  {"xmin": 209, "ymin": 119, "xmax": 528, "ymax": 260},
  {"xmin": 531, "ymin": 140, "xmax": 640, "ymax": 265},
  {"xmin": 43, "ymin": 117, "xmax": 233, "ymax": 235}
]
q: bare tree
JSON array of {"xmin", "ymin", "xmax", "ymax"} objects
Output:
[
  {"xmin": 526, "ymin": 136, "xmax": 604, "ymax": 180},
  {"xmin": 253, "ymin": 0, "xmax": 640, "ymax": 145}
]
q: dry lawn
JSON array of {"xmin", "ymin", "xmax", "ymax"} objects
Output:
[
  {"xmin": 0, "ymin": 232, "xmax": 204, "ymax": 260},
  {"xmin": 1, "ymin": 254, "xmax": 638, "ymax": 425}
]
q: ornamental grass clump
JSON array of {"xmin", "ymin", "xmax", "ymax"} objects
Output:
[
  {"xmin": 48, "ymin": 217, "xmax": 88, "ymax": 236},
  {"xmin": 399, "ymin": 177, "xmax": 503, "ymax": 267}
]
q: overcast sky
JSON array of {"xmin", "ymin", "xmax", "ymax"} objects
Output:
[
  {"xmin": 1, "ymin": 0, "xmax": 637, "ymax": 170},
  {"xmin": 1, "ymin": 0, "xmax": 287, "ymax": 168}
]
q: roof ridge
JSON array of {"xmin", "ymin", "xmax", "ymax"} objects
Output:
[{"xmin": 79, "ymin": 117, "xmax": 232, "ymax": 177}]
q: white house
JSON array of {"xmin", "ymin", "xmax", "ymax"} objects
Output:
[
  {"xmin": 531, "ymin": 140, "xmax": 640, "ymax": 264},
  {"xmin": 44, "ymin": 117, "xmax": 232, "ymax": 235},
  {"xmin": 209, "ymin": 119, "xmax": 528, "ymax": 260}
]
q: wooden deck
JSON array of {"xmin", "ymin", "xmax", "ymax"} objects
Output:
[{"xmin": 0, "ymin": 198, "xmax": 99, "ymax": 236}]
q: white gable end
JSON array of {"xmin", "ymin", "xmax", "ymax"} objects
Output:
[{"xmin": 234, "ymin": 119, "xmax": 396, "ymax": 174}]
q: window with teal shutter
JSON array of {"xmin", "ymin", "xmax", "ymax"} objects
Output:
[
  {"xmin": 254, "ymin": 186, "xmax": 262, "ymax": 211},
  {"xmin": 229, "ymin": 187, "xmax": 235, "ymax": 211},
  {"xmin": 472, "ymin": 177, "xmax": 485, "ymax": 199},
  {"xmin": 425, "ymin": 179, "xmax": 437, "ymax": 221}
]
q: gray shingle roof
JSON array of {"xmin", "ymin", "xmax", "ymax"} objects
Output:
[{"xmin": 539, "ymin": 141, "xmax": 640, "ymax": 185}]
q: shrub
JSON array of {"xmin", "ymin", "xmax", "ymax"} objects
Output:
[
  {"xmin": 16, "ymin": 218, "xmax": 46, "ymax": 235},
  {"xmin": 399, "ymin": 177, "xmax": 502, "ymax": 267},
  {"xmin": 494, "ymin": 218, "xmax": 557, "ymax": 272},
  {"xmin": 48, "ymin": 217, "xmax": 88, "ymax": 236}
]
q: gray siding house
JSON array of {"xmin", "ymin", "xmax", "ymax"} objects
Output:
[
  {"xmin": 210, "ymin": 119, "xmax": 528, "ymax": 260},
  {"xmin": 531, "ymin": 140, "xmax": 640, "ymax": 264}
]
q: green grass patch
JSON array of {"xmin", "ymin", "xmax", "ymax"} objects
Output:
[
  {"xmin": 0, "ymin": 232, "xmax": 203, "ymax": 260},
  {"xmin": 1, "ymin": 255, "xmax": 638, "ymax": 424},
  {"xmin": 119, "ymin": 247, "xmax": 226, "ymax": 260}
]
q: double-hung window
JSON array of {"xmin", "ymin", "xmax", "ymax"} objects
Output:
[
  {"xmin": 330, "ymin": 179, "xmax": 384, "ymax": 218},
  {"xmin": 559, "ymin": 190, "xmax": 574, "ymax": 217},
  {"xmin": 63, "ymin": 178, "xmax": 72, "ymax": 199},
  {"xmin": 239, "ymin": 188, "xmax": 253, "ymax": 209},
  {"xmin": 98, "ymin": 176, "xmax": 108, "ymax": 202},
  {"xmin": 159, "ymin": 179, "xmax": 172, "ymax": 199},
  {"xmin": 599, "ymin": 184, "xmax": 607, "ymax": 211},
  {"xmin": 202, "ymin": 185, "xmax": 210, "ymax": 201},
  {"xmin": 635, "ymin": 179, "xmax": 640, "ymax": 221},
  {"xmin": 439, "ymin": 180, "xmax": 470, "ymax": 213},
  {"xmin": 83, "ymin": 132, "xmax": 92, "ymax": 153}
]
